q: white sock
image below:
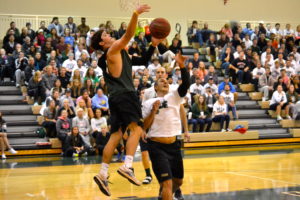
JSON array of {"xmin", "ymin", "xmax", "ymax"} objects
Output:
[
  {"xmin": 124, "ymin": 155, "xmax": 133, "ymax": 168},
  {"xmin": 100, "ymin": 163, "xmax": 109, "ymax": 178}
]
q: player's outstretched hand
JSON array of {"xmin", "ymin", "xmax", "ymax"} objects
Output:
[
  {"xmin": 151, "ymin": 37, "xmax": 164, "ymax": 47},
  {"xmin": 136, "ymin": 4, "xmax": 151, "ymax": 15},
  {"xmin": 175, "ymin": 53, "xmax": 188, "ymax": 68}
]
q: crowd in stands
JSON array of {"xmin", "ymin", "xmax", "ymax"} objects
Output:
[
  {"xmin": 187, "ymin": 21, "xmax": 300, "ymax": 122},
  {"xmin": 0, "ymin": 16, "xmax": 300, "ymax": 156}
]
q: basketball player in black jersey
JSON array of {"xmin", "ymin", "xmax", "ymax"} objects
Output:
[{"xmin": 91, "ymin": 4, "xmax": 164, "ymax": 196}]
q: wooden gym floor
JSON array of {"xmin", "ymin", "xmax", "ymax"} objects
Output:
[{"xmin": 1, "ymin": 144, "xmax": 300, "ymax": 200}]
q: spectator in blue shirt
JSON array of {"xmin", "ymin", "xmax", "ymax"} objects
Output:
[
  {"xmin": 242, "ymin": 23, "xmax": 254, "ymax": 37},
  {"xmin": 64, "ymin": 29, "xmax": 75, "ymax": 47},
  {"xmin": 218, "ymin": 75, "xmax": 238, "ymax": 102},
  {"xmin": 92, "ymin": 88, "xmax": 109, "ymax": 116},
  {"xmin": 218, "ymin": 75, "xmax": 236, "ymax": 94}
]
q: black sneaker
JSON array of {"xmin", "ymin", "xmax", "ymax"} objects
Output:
[
  {"xmin": 142, "ymin": 176, "xmax": 152, "ymax": 184},
  {"xmin": 93, "ymin": 174, "xmax": 111, "ymax": 196},
  {"xmin": 117, "ymin": 165, "xmax": 141, "ymax": 186},
  {"xmin": 174, "ymin": 188, "xmax": 184, "ymax": 200}
]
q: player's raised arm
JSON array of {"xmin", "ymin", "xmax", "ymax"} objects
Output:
[
  {"xmin": 108, "ymin": 4, "xmax": 150, "ymax": 54},
  {"xmin": 176, "ymin": 53, "xmax": 190, "ymax": 97}
]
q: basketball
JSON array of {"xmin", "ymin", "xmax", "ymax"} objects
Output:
[{"xmin": 149, "ymin": 18, "xmax": 171, "ymax": 39}]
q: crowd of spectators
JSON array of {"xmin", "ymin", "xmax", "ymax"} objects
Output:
[
  {"xmin": 0, "ymin": 16, "xmax": 300, "ymax": 156},
  {"xmin": 187, "ymin": 21, "xmax": 300, "ymax": 122}
]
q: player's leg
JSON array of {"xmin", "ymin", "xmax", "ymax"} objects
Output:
[
  {"xmin": 140, "ymin": 140, "xmax": 152, "ymax": 184},
  {"xmin": 161, "ymin": 179, "xmax": 173, "ymax": 200},
  {"xmin": 117, "ymin": 122, "xmax": 143, "ymax": 185},
  {"xmin": 173, "ymin": 178, "xmax": 184, "ymax": 200},
  {"xmin": 94, "ymin": 129, "xmax": 122, "ymax": 196},
  {"xmin": 141, "ymin": 150, "xmax": 153, "ymax": 184},
  {"xmin": 148, "ymin": 140, "xmax": 173, "ymax": 200},
  {"xmin": 170, "ymin": 140, "xmax": 184, "ymax": 200},
  {"xmin": 139, "ymin": 134, "xmax": 152, "ymax": 184}
]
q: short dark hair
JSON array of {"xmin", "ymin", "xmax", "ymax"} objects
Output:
[
  {"xmin": 52, "ymin": 17, "xmax": 58, "ymax": 23},
  {"xmin": 81, "ymin": 17, "xmax": 86, "ymax": 20},
  {"xmin": 91, "ymin": 29, "xmax": 105, "ymax": 51}
]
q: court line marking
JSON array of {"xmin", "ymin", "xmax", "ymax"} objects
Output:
[{"xmin": 226, "ymin": 172, "xmax": 300, "ymax": 186}]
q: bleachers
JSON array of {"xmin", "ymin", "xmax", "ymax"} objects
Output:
[
  {"xmin": 188, "ymin": 131, "xmax": 259, "ymax": 142},
  {"xmin": 0, "ymin": 86, "xmax": 49, "ymax": 152}
]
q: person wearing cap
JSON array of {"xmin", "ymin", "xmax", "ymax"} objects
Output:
[
  {"xmin": 190, "ymin": 77, "xmax": 204, "ymax": 105},
  {"xmin": 204, "ymin": 84, "xmax": 217, "ymax": 114},
  {"xmin": 204, "ymin": 76, "xmax": 218, "ymax": 95},
  {"xmin": 59, "ymin": 88, "xmax": 75, "ymax": 108},
  {"xmin": 48, "ymin": 17, "xmax": 64, "ymax": 37},
  {"xmin": 204, "ymin": 65, "xmax": 218, "ymax": 84},
  {"xmin": 77, "ymin": 17, "xmax": 90, "ymax": 38},
  {"xmin": 37, "ymin": 29, "xmax": 46, "ymax": 47}
]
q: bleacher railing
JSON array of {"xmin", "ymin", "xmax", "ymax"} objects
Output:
[
  {"xmin": 187, "ymin": 19, "xmax": 299, "ymax": 32},
  {"xmin": 0, "ymin": 13, "xmax": 152, "ymax": 42},
  {"xmin": 0, "ymin": 14, "xmax": 298, "ymax": 46}
]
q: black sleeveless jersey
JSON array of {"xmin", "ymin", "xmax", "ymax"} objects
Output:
[{"xmin": 98, "ymin": 50, "xmax": 135, "ymax": 97}]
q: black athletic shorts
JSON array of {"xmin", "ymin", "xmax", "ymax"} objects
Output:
[
  {"xmin": 108, "ymin": 92, "xmax": 143, "ymax": 134},
  {"xmin": 139, "ymin": 138, "xmax": 148, "ymax": 152},
  {"xmin": 269, "ymin": 102, "xmax": 288, "ymax": 111},
  {"xmin": 148, "ymin": 139, "xmax": 184, "ymax": 183}
]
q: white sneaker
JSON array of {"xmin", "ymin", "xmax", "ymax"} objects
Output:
[
  {"xmin": 227, "ymin": 129, "xmax": 232, "ymax": 132},
  {"xmin": 277, "ymin": 115, "xmax": 283, "ymax": 121},
  {"xmin": 8, "ymin": 148, "xmax": 17, "ymax": 154},
  {"xmin": 16, "ymin": 84, "xmax": 20, "ymax": 88},
  {"xmin": 286, "ymin": 115, "xmax": 292, "ymax": 120},
  {"xmin": 221, "ymin": 129, "xmax": 226, "ymax": 132},
  {"xmin": 2, "ymin": 154, "xmax": 6, "ymax": 159}
]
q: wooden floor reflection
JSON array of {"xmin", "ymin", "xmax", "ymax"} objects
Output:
[{"xmin": 1, "ymin": 150, "xmax": 300, "ymax": 200}]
